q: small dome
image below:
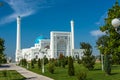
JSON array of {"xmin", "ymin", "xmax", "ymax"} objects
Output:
[{"xmin": 35, "ymin": 36, "xmax": 45, "ymax": 44}]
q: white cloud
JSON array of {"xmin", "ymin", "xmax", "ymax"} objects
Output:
[
  {"xmin": 95, "ymin": 12, "xmax": 108, "ymax": 26},
  {"xmin": 90, "ymin": 30, "xmax": 106, "ymax": 37},
  {"xmin": 0, "ymin": 0, "xmax": 52, "ymax": 25}
]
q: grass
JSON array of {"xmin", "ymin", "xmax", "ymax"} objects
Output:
[
  {"xmin": 24, "ymin": 62, "xmax": 120, "ymax": 80},
  {"xmin": 0, "ymin": 70, "xmax": 26, "ymax": 80}
]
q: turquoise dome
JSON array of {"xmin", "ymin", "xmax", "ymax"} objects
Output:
[{"xmin": 35, "ymin": 36, "xmax": 45, "ymax": 44}]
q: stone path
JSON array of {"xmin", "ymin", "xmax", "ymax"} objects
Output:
[{"xmin": 0, "ymin": 63, "xmax": 54, "ymax": 80}]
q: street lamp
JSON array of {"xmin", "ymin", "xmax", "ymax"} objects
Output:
[{"xmin": 111, "ymin": 18, "xmax": 120, "ymax": 33}]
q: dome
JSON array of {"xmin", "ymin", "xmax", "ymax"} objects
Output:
[{"xmin": 35, "ymin": 36, "xmax": 45, "ymax": 44}]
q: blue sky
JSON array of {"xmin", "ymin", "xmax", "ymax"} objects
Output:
[{"xmin": 0, "ymin": 0, "xmax": 117, "ymax": 59}]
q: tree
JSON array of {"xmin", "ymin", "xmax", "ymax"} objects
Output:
[
  {"xmin": 80, "ymin": 42, "xmax": 95, "ymax": 70},
  {"xmin": 68, "ymin": 56, "xmax": 75, "ymax": 76},
  {"xmin": 97, "ymin": 0, "xmax": 120, "ymax": 75},
  {"xmin": 31, "ymin": 59, "xmax": 34, "ymax": 68},
  {"xmin": 48, "ymin": 62, "xmax": 55, "ymax": 74},
  {"xmin": 59, "ymin": 53, "xmax": 66, "ymax": 68},
  {"xmin": 96, "ymin": 35, "xmax": 109, "ymax": 70},
  {"xmin": 0, "ymin": 38, "xmax": 5, "ymax": 65},
  {"xmin": 38, "ymin": 58, "xmax": 41, "ymax": 69}
]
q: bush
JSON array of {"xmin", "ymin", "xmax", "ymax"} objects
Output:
[
  {"xmin": 48, "ymin": 62, "xmax": 55, "ymax": 74},
  {"xmin": 68, "ymin": 56, "xmax": 75, "ymax": 76},
  {"xmin": 44, "ymin": 57, "xmax": 49, "ymax": 65},
  {"xmin": 2, "ymin": 70, "xmax": 7, "ymax": 77},
  {"xmin": 19, "ymin": 59, "xmax": 27, "ymax": 67},
  {"xmin": 33, "ymin": 58, "xmax": 37, "ymax": 64},
  {"xmin": 38, "ymin": 58, "xmax": 41, "ymax": 69},
  {"xmin": 31, "ymin": 59, "xmax": 34, "ymax": 68},
  {"xmin": 76, "ymin": 71, "xmax": 87, "ymax": 80},
  {"xmin": 54, "ymin": 59, "xmax": 60, "ymax": 67},
  {"xmin": 77, "ymin": 58, "xmax": 82, "ymax": 64}
]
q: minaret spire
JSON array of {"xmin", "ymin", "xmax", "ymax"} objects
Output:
[
  {"xmin": 71, "ymin": 20, "xmax": 74, "ymax": 56},
  {"xmin": 16, "ymin": 16, "xmax": 21, "ymax": 62}
]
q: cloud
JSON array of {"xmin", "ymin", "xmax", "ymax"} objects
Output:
[
  {"xmin": 90, "ymin": 30, "xmax": 106, "ymax": 37},
  {"xmin": 95, "ymin": 12, "xmax": 108, "ymax": 26},
  {"xmin": 0, "ymin": 0, "xmax": 52, "ymax": 25}
]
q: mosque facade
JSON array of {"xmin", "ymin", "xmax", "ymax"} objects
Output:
[{"xmin": 15, "ymin": 16, "xmax": 84, "ymax": 62}]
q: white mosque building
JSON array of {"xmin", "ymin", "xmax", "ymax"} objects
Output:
[{"xmin": 15, "ymin": 16, "xmax": 84, "ymax": 62}]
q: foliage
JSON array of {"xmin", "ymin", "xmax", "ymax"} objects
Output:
[
  {"xmin": 59, "ymin": 54, "xmax": 67, "ymax": 68},
  {"xmin": 19, "ymin": 59, "xmax": 27, "ymax": 66},
  {"xmin": 47, "ymin": 62, "xmax": 55, "ymax": 74},
  {"xmin": 44, "ymin": 57, "xmax": 49, "ymax": 65},
  {"xmin": 104, "ymin": 54, "xmax": 111, "ymax": 75},
  {"xmin": 80, "ymin": 42, "xmax": 95, "ymax": 70},
  {"xmin": 54, "ymin": 59, "xmax": 60, "ymax": 67},
  {"xmin": 38, "ymin": 58, "xmax": 41, "ymax": 69},
  {"xmin": 2, "ymin": 70, "xmax": 7, "ymax": 77},
  {"xmin": 77, "ymin": 58, "xmax": 82, "ymax": 64},
  {"xmin": 0, "ymin": 70, "xmax": 26, "ymax": 80},
  {"xmin": 0, "ymin": 38, "xmax": 6, "ymax": 65},
  {"xmin": 96, "ymin": 1, "xmax": 120, "ymax": 75},
  {"xmin": 33, "ymin": 58, "xmax": 37, "ymax": 64},
  {"xmin": 68, "ymin": 56, "xmax": 75, "ymax": 76},
  {"xmin": 76, "ymin": 71, "xmax": 87, "ymax": 80},
  {"xmin": 99, "ymin": 1, "xmax": 120, "ymax": 64},
  {"xmin": 31, "ymin": 59, "xmax": 34, "ymax": 68},
  {"xmin": 27, "ymin": 62, "xmax": 120, "ymax": 80}
]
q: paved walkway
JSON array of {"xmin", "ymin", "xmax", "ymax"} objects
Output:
[{"xmin": 0, "ymin": 63, "xmax": 54, "ymax": 80}]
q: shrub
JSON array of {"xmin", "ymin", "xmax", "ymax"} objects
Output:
[
  {"xmin": 31, "ymin": 59, "xmax": 34, "ymax": 68},
  {"xmin": 44, "ymin": 57, "xmax": 49, "ymax": 65},
  {"xmin": 54, "ymin": 59, "xmax": 60, "ymax": 67},
  {"xmin": 68, "ymin": 56, "xmax": 75, "ymax": 76},
  {"xmin": 38, "ymin": 58, "xmax": 41, "ymax": 69},
  {"xmin": 77, "ymin": 58, "xmax": 82, "ymax": 64},
  {"xmin": 33, "ymin": 58, "xmax": 37, "ymax": 64},
  {"xmin": 2, "ymin": 70, "xmax": 7, "ymax": 77},
  {"xmin": 48, "ymin": 62, "xmax": 55, "ymax": 74},
  {"xmin": 76, "ymin": 71, "xmax": 87, "ymax": 80}
]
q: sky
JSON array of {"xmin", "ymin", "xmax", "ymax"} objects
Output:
[{"xmin": 0, "ymin": 0, "xmax": 118, "ymax": 59}]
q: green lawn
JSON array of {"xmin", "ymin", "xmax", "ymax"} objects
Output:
[
  {"xmin": 0, "ymin": 70, "xmax": 26, "ymax": 80},
  {"xmin": 26, "ymin": 62, "xmax": 120, "ymax": 80}
]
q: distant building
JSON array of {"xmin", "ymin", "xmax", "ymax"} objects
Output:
[{"xmin": 15, "ymin": 16, "xmax": 84, "ymax": 62}]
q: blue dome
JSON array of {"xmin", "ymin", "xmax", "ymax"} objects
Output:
[{"xmin": 35, "ymin": 36, "xmax": 45, "ymax": 44}]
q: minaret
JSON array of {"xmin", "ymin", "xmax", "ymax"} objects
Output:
[
  {"xmin": 71, "ymin": 20, "xmax": 74, "ymax": 56},
  {"xmin": 16, "ymin": 16, "xmax": 21, "ymax": 62},
  {"xmin": 71, "ymin": 20, "xmax": 74, "ymax": 49}
]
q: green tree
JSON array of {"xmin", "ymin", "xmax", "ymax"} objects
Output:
[
  {"xmin": 97, "ymin": 0, "xmax": 120, "ymax": 75},
  {"xmin": 38, "ymin": 58, "xmax": 41, "ymax": 69},
  {"xmin": 0, "ymin": 38, "xmax": 5, "ymax": 65},
  {"xmin": 96, "ymin": 35, "xmax": 110, "ymax": 70},
  {"xmin": 80, "ymin": 42, "xmax": 95, "ymax": 70},
  {"xmin": 59, "ymin": 54, "xmax": 66, "ymax": 68},
  {"xmin": 48, "ymin": 62, "xmax": 55, "ymax": 74},
  {"xmin": 44, "ymin": 57, "xmax": 49, "ymax": 65},
  {"xmin": 68, "ymin": 56, "xmax": 74, "ymax": 76},
  {"xmin": 31, "ymin": 59, "xmax": 34, "ymax": 68}
]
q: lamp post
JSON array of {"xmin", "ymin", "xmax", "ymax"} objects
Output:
[{"xmin": 111, "ymin": 18, "xmax": 120, "ymax": 33}]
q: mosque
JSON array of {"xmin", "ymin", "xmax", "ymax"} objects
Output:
[{"xmin": 15, "ymin": 16, "xmax": 84, "ymax": 62}]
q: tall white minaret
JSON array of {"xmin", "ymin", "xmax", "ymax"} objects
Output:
[
  {"xmin": 16, "ymin": 16, "xmax": 21, "ymax": 62},
  {"xmin": 70, "ymin": 20, "xmax": 74, "ymax": 56},
  {"xmin": 71, "ymin": 20, "xmax": 74, "ymax": 56}
]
